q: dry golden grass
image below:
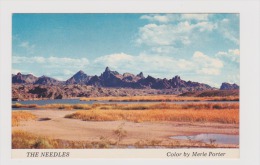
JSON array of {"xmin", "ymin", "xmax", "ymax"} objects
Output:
[
  {"xmin": 12, "ymin": 130, "xmax": 117, "ymax": 149},
  {"xmin": 13, "ymin": 130, "xmax": 232, "ymax": 149},
  {"xmin": 12, "ymin": 103, "xmax": 91, "ymax": 110},
  {"xmin": 65, "ymin": 109, "xmax": 239, "ymax": 124},
  {"xmin": 12, "ymin": 130, "xmax": 56, "ymax": 149},
  {"xmin": 12, "ymin": 102, "xmax": 239, "ymax": 111},
  {"xmin": 12, "ymin": 103, "xmax": 38, "ymax": 108},
  {"xmin": 12, "ymin": 111, "xmax": 37, "ymax": 126},
  {"xmin": 96, "ymin": 102, "xmax": 239, "ymax": 110},
  {"xmin": 80, "ymin": 95, "xmax": 239, "ymax": 102}
]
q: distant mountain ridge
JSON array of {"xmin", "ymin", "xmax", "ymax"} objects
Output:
[
  {"xmin": 220, "ymin": 82, "xmax": 239, "ymax": 90},
  {"xmin": 12, "ymin": 72, "xmax": 38, "ymax": 84},
  {"xmin": 12, "ymin": 67, "xmax": 238, "ymax": 90},
  {"xmin": 66, "ymin": 70, "xmax": 92, "ymax": 85}
]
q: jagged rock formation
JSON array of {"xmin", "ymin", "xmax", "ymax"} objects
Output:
[
  {"xmin": 66, "ymin": 70, "xmax": 91, "ymax": 85},
  {"xmin": 12, "ymin": 68, "xmax": 241, "ymax": 100},
  {"xmin": 220, "ymin": 82, "xmax": 239, "ymax": 90},
  {"xmin": 12, "ymin": 67, "xmax": 214, "ymax": 90},
  {"xmin": 34, "ymin": 76, "xmax": 63, "ymax": 85},
  {"xmin": 179, "ymin": 89, "xmax": 239, "ymax": 97},
  {"xmin": 136, "ymin": 72, "xmax": 144, "ymax": 79},
  {"xmin": 12, "ymin": 72, "xmax": 38, "ymax": 84}
]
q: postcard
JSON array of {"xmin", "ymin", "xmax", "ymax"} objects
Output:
[{"xmin": 0, "ymin": 0, "xmax": 260, "ymax": 165}]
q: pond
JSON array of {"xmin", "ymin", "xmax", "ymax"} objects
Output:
[
  {"xmin": 12, "ymin": 99, "xmax": 238, "ymax": 105},
  {"xmin": 12, "ymin": 99, "xmax": 238, "ymax": 110},
  {"xmin": 170, "ymin": 133, "xmax": 239, "ymax": 145}
]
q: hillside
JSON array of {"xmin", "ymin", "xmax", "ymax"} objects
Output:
[{"xmin": 179, "ymin": 89, "xmax": 239, "ymax": 97}]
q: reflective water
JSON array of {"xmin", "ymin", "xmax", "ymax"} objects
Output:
[
  {"xmin": 170, "ymin": 133, "xmax": 239, "ymax": 145},
  {"xmin": 12, "ymin": 99, "xmax": 238, "ymax": 105},
  {"xmin": 13, "ymin": 99, "xmax": 94, "ymax": 106},
  {"xmin": 12, "ymin": 99, "xmax": 238, "ymax": 110}
]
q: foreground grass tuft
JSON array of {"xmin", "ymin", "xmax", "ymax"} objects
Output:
[
  {"xmin": 12, "ymin": 130, "xmax": 231, "ymax": 149},
  {"xmin": 12, "ymin": 130, "xmax": 115, "ymax": 149},
  {"xmin": 80, "ymin": 95, "xmax": 239, "ymax": 102},
  {"xmin": 12, "ymin": 130, "xmax": 52, "ymax": 149},
  {"xmin": 12, "ymin": 102, "xmax": 239, "ymax": 111},
  {"xmin": 12, "ymin": 111, "xmax": 37, "ymax": 126},
  {"xmin": 65, "ymin": 109, "xmax": 239, "ymax": 124},
  {"xmin": 12, "ymin": 103, "xmax": 92, "ymax": 110}
]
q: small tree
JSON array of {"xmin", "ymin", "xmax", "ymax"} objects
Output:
[{"xmin": 113, "ymin": 123, "xmax": 127, "ymax": 147}]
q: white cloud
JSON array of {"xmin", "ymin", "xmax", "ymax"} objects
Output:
[
  {"xmin": 216, "ymin": 49, "xmax": 240, "ymax": 63},
  {"xmin": 33, "ymin": 57, "xmax": 46, "ymax": 63},
  {"xmin": 229, "ymin": 49, "xmax": 240, "ymax": 55},
  {"xmin": 227, "ymin": 74, "xmax": 240, "ymax": 85},
  {"xmin": 150, "ymin": 46, "xmax": 177, "ymax": 54},
  {"xmin": 63, "ymin": 69, "xmax": 75, "ymax": 75},
  {"xmin": 12, "ymin": 68, "xmax": 34, "ymax": 75},
  {"xmin": 218, "ymin": 19, "xmax": 239, "ymax": 45},
  {"xmin": 199, "ymin": 80, "xmax": 220, "ymax": 88},
  {"xmin": 13, "ymin": 56, "xmax": 90, "ymax": 80},
  {"xmin": 19, "ymin": 41, "xmax": 35, "ymax": 54},
  {"xmin": 136, "ymin": 21, "xmax": 216, "ymax": 51},
  {"xmin": 193, "ymin": 51, "xmax": 223, "ymax": 68},
  {"xmin": 13, "ymin": 56, "xmax": 89, "ymax": 68},
  {"xmin": 138, "ymin": 14, "xmax": 239, "ymax": 56},
  {"xmin": 12, "ymin": 51, "xmax": 225, "ymax": 82},
  {"xmin": 94, "ymin": 53, "xmax": 180, "ymax": 77},
  {"xmin": 140, "ymin": 14, "xmax": 170, "ymax": 23},
  {"xmin": 94, "ymin": 53, "xmax": 134, "ymax": 70},
  {"xmin": 181, "ymin": 14, "xmax": 209, "ymax": 21},
  {"xmin": 47, "ymin": 56, "xmax": 89, "ymax": 67},
  {"xmin": 192, "ymin": 51, "xmax": 223, "ymax": 75},
  {"xmin": 140, "ymin": 14, "xmax": 209, "ymax": 23},
  {"xmin": 93, "ymin": 51, "xmax": 223, "ymax": 78},
  {"xmin": 193, "ymin": 21, "xmax": 216, "ymax": 32},
  {"xmin": 196, "ymin": 68, "xmax": 220, "ymax": 75}
]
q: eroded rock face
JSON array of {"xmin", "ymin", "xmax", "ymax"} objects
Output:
[
  {"xmin": 136, "ymin": 72, "xmax": 145, "ymax": 79},
  {"xmin": 12, "ymin": 84, "xmax": 218, "ymax": 101},
  {"xmin": 220, "ymin": 82, "xmax": 239, "ymax": 90},
  {"xmin": 66, "ymin": 70, "xmax": 91, "ymax": 85},
  {"xmin": 34, "ymin": 76, "xmax": 63, "ymax": 85},
  {"xmin": 12, "ymin": 67, "xmax": 216, "ymax": 100},
  {"xmin": 12, "ymin": 73, "xmax": 38, "ymax": 84}
]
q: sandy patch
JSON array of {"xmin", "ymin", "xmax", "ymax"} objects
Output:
[{"xmin": 13, "ymin": 110, "xmax": 239, "ymax": 147}]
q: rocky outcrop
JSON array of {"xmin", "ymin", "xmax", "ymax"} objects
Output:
[
  {"xmin": 136, "ymin": 72, "xmax": 145, "ymax": 79},
  {"xmin": 122, "ymin": 73, "xmax": 142, "ymax": 82},
  {"xmin": 34, "ymin": 76, "xmax": 63, "ymax": 85},
  {"xmin": 13, "ymin": 67, "xmax": 241, "ymax": 100},
  {"xmin": 12, "ymin": 72, "xmax": 38, "ymax": 84},
  {"xmin": 12, "ymin": 67, "xmax": 214, "ymax": 90},
  {"xmin": 66, "ymin": 70, "xmax": 91, "ymax": 85},
  {"xmin": 12, "ymin": 84, "xmax": 218, "ymax": 101},
  {"xmin": 220, "ymin": 82, "xmax": 239, "ymax": 90},
  {"xmin": 179, "ymin": 89, "xmax": 239, "ymax": 97},
  {"xmin": 87, "ymin": 75, "xmax": 103, "ymax": 87}
]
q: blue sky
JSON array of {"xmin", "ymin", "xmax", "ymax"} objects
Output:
[{"xmin": 12, "ymin": 14, "xmax": 239, "ymax": 87}]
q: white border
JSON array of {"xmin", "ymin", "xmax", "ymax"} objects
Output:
[{"xmin": 1, "ymin": 0, "xmax": 260, "ymax": 164}]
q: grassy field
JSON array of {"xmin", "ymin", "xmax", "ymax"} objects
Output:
[
  {"xmin": 80, "ymin": 95, "xmax": 239, "ymax": 102},
  {"xmin": 12, "ymin": 129, "xmax": 224, "ymax": 149},
  {"xmin": 12, "ymin": 130, "xmax": 116, "ymax": 149},
  {"xmin": 12, "ymin": 111, "xmax": 37, "ymax": 126},
  {"xmin": 12, "ymin": 102, "xmax": 239, "ymax": 124},
  {"xmin": 65, "ymin": 108, "xmax": 239, "ymax": 124},
  {"xmin": 12, "ymin": 95, "xmax": 239, "ymax": 149},
  {"xmin": 12, "ymin": 103, "xmax": 92, "ymax": 110},
  {"xmin": 12, "ymin": 102, "xmax": 239, "ymax": 110}
]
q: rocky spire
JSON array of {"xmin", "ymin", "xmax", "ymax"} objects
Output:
[
  {"xmin": 105, "ymin": 67, "xmax": 111, "ymax": 72},
  {"xmin": 137, "ymin": 72, "xmax": 144, "ymax": 79}
]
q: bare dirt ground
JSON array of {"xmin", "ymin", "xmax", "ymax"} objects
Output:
[{"xmin": 13, "ymin": 110, "xmax": 239, "ymax": 148}]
